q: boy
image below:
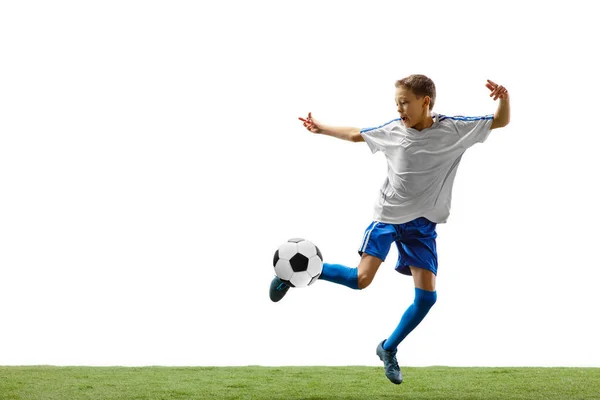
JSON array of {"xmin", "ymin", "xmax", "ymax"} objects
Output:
[{"xmin": 269, "ymin": 75, "xmax": 510, "ymax": 384}]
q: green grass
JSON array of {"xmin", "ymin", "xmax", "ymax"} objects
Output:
[{"xmin": 1, "ymin": 366, "xmax": 599, "ymax": 400}]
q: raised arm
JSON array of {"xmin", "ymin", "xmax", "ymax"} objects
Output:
[
  {"xmin": 486, "ymin": 80, "xmax": 510, "ymax": 130},
  {"xmin": 299, "ymin": 112, "xmax": 364, "ymax": 142}
]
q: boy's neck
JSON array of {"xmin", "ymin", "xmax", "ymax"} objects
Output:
[{"xmin": 412, "ymin": 114, "xmax": 434, "ymax": 131}]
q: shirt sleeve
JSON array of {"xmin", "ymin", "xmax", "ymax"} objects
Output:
[
  {"xmin": 359, "ymin": 119, "xmax": 398, "ymax": 154},
  {"xmin": 452, "ymin": 115, "xmax": 494, "ymax": 149}
]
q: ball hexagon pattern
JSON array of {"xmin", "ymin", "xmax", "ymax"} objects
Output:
[{"xmin": 272, "ymin": 238, "xmax": 323, "ymax": 288}]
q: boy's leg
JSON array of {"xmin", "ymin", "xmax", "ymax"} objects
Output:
[
  {"xmin": 385, "ymin": 217, "xmax": 438, "ymax": 349},
  {"xmin": 270, "ymin": 254, "xmax": 381, "ymax": 301},
  {"xmin": 320, "ymin": 221, "xmax": 397, "ymax": 289},
  {"xmin": 320, "ymin": 254, "xmax": 382, "ymax": 289},
  {"xmin": 270, "ymin": 221, "xmax": 395, "ymax": 301},
  {"xmin": 377, "ymin": 266, "xmax": 436, "ymax": 384},
  {"xmin": 382, "ymin": 267, "xmax": 437, "ymax": 351},
  {"xmin": 377, "ymin": 218, "xmax": 438, "ymax": 384},
  {"xmin": 411, "ymin": 266, "xmax": 436, "ymax": 291}
]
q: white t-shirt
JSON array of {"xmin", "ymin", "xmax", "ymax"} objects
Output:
[{"xmin": 360, "ymin": 112, "xmax": 493, "ymax": 224}]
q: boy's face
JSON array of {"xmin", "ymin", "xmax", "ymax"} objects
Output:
[{"xmin": 395, "ymin": 86, "xmax": 430, "ymax": 128}]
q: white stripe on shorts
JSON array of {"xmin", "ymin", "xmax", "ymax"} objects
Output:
[{"xmin": 360, "ymin": 222, "xmax": 379, "ymax": 253}]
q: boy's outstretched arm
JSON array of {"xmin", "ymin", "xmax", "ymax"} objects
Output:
[
  {"xmin": 298, "ymin": 112, "xmax": 364, "ymax": 142},
  {"xmin": 486, "ymin": 80, "xmax": 510, "ymax": 130}
]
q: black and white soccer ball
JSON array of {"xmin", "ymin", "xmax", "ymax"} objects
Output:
[{"xmin": 273, "ymin": 238, "xmax": 323, "ymax": 288}]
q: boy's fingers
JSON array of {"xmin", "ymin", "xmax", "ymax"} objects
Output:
[{"xmin": 486, "ymin": 81, "xmax": 508, "ymax": 99}]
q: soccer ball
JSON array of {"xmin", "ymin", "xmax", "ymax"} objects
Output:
[{"xmin": 273, "ymin": 238, "xmax": 323, "ymax": 287}]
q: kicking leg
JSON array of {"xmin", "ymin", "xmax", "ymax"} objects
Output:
[
  {"xmin": 320, "ymin": 253, "xmax": 382, "ymax": 290},
  {"xmin": 319, "ymin": 221, "xmax": 395, "ymax": 290},
  {"xmin": 270, "ymin": 222, "xmax": 395, "ymax": 301},
  {"xmin": 270, "ymin": 253, "xmax": 383, "ymax": 301}
]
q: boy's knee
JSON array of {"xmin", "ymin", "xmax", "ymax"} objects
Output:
[
  {"xmin": 415, "ymin": 290, "xmax": 437, "ymax": 309},
  {"xmin": 356, "ymin": 272, "xmax": 373, "ymax": 289},
  {"xmin": 356, "ymin": 254, "xmax": 383, "ymax": 289}
]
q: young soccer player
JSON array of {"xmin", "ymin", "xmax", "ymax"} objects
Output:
[{"xmin": 269, "ymin": 75, "xmax": 510, "ymax": 384}]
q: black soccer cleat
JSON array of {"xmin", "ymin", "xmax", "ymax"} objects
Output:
[
  {"xmin": 376, "ymin": 340, "xmax": 403, "ymax": 384},
  {"xmin": 269, "ymin": 276, "xmax": 290, "ymax": 302}
]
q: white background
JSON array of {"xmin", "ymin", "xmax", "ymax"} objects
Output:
[{"xmin": 1, "ymin": 0, "xmax": 599, "ymax": 367}]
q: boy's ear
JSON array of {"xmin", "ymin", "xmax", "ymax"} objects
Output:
[{"xmin": 422, "ymin": 96, "xmax": 430, "ymax": 108}]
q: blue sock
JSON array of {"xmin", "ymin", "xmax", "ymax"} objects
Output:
[
  {"xmin": 319, "ymin": 263, "xmax": 360, "ymax": 290},
  {"xmin": 383, "ymin": 288, "xmax": 437, "ymax": 351}
]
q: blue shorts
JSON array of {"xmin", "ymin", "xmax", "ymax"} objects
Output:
[{"xmin": 357, "ymin": 218, "xmax": 438, "ymax": 276}]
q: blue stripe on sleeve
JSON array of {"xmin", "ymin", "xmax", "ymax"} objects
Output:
[
  {"xmin": 438, "ymin": 114, "xmax": 494, "ymax": 122},
  {"xmin": 360, "ymin": 118, "xmax": 400, "ymax": 133}
]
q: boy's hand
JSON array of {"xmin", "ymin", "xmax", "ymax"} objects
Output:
[
  {"xmin": 298, "ymin": 112, "xmax": 323, "ymax": 134},
  {"xmin": 486, "ymin": 80, "xmax": 509, "ymax": 101}
]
